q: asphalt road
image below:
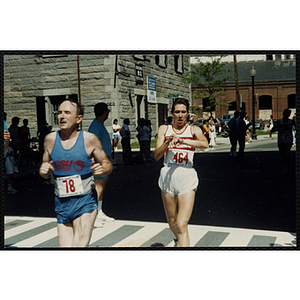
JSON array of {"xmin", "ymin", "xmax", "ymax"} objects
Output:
[{"xmin": 4, "ymin": 137, "xmax": 297, "ymax": 232}]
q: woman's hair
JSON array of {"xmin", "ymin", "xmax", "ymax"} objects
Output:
[
  {"xmin": 171, "ymin": 98, "xmax": 189, "ymax": 113},
  {"xmin": 113, "ymin": 119, "xmax": 118, "ymax": 123}
]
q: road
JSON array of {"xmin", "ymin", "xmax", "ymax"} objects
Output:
[{"xmin": 3, "ymin": 134, "xmax": 297, "ymax": 248}]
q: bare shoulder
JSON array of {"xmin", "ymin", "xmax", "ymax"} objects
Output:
[
  {"xmin": 83, "ymin": 131, "xmax": 102, "ymax": 149},
  {"xmin": 158, "ymin": 124, "xmax": 167, "ymax": 135},
  {"xmin": 44, "ymin": 131, "xmax": 56, "ymax": 144},
  {"xmin": 191, "ymin": 125, "xmax": 202, "ymax": 135}
]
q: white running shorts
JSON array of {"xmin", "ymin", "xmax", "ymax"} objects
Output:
[{"xmin": 158, "ymin": 165, "xmax": 199, "ymax": 196}]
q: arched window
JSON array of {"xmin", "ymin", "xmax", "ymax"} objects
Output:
[
  {"xmin": 288, "ymin": 94, "xmax": 296, "ymax": 108},
  {"xmin": 228, "ymin": 101, "xmax": 245, "ymax": 111},
  {"xmin": 259, "ymin": 95, "xmax": 272, "ymax": 109}
]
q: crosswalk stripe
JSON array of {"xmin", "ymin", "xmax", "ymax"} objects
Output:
[
  {"xmin": 4, "ymin": 216, "xmax": 296, "ymax": 248},
  {"xmin": 194, "ymin": 231, "xmax": 230, "ymax": 247},
  {"xmin": 14, "ymin": 227, "xmax": 58, "ymax": 248},
  {"xmin": 247, "ymin": 235, "xmax": 277, "ymax": 247},
  {"xmin": 5, "ymin": 222, "xmax": 57, "ymax": 246},
  {"xmin": 113, "ymin": 222, "xmax": 169, "ymax": 247}
]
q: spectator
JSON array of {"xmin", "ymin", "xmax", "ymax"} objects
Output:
[{"xmin": 120, "ymin": 118, "xmax": 132, "ymax": 165}]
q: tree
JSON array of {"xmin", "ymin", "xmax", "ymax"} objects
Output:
[{"xmin": 182, "ymin": 55, "xmax": 235, "ymax": 116}]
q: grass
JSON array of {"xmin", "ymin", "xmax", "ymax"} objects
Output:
[{"xmin": 117, "ymin": 139, "xmax": 157, "ymax": 149}]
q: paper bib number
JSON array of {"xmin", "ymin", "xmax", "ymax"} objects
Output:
[
  {"xmin": 172, "ymin": 152, "xmax": 188, "ymax": 166},
  {"xmin": 57, "ymin": 175, "xmax": 84, "ymax": 197}
]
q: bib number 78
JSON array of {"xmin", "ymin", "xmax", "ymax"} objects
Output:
[
  {"xmin": 173, "ymin": 152, "xmax": 188, "ymax": 165},
  {"xmin": 62, "ymin": 179, "xmax": 76, "ymax": 194}
]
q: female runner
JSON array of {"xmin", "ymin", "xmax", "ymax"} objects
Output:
[{"xmin": 154, "ymin": 98, "xmax": 209, "ymax": 247}]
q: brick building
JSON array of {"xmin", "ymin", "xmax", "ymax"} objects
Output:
[
  {"xmin": 4, "ymin": 54, "xmax": 190, "ymax": 139},
  {"xmin": 191, "ymin": 55, "xmax": 296, "ymax": 121}
]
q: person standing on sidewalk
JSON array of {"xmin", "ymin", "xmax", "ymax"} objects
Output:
[
  {"xmin": 271, "ymin": 108, "xmax": 295, "ymax": 174},
  {"xmin": 227, "ymin": 111, "xmax": 239, "ymax": 157},
  {"xmin": 88, "ymin": 103, "xmax": 115, "ymax": 227},
  {"xmin": 39, "ymin": 99, "xmax": 112, "ymax": 247},
  {"xmin": 268, "ymin": 114, "xmax": 274, "ymax": 139},
  {"xmin": 154, "ymin": 98, "xmax": 208, "ymax": 247},
  {"xmin": 120, "ymin": 118, "xmax": 133, "ymax": 165},
  {"xmin": 236, "ymin": 111, "xmax": 251, "ymax": 162}
]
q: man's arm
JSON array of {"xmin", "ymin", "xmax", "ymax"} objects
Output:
[
  {"xmin": 4, "ymin": 130, "xmax": 10, "ymax": 152},
  {"xmin": 39, "ymin": 132, "xmax": 55, "ymax": 179}
]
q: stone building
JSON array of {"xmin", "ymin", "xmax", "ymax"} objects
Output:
[
  {"xmin": 190, "ymin": 55, "xmax": 296, "ymax": 121},
  {"xmin": 4, "ymin": 54, "xmax": 190, "ymax": 140}
]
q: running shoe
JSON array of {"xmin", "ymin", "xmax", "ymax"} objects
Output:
[
  {"xmin": 94, "ymin": 219, "xmax": 104, "ymax": 228},
  {"xmin": 97, "ymin": 211, "xmax": 115, "ymax": 222}
]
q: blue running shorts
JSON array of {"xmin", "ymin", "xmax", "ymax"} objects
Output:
[
  {"xmin": 158, "ymin": 165, "xmax": 199, "ymax": 196},
  {"xmin": 55, "ymin": 189, "xmax": 98, "ymax": 224}
]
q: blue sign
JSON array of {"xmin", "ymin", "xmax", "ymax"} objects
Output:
[
  {"xmin": 147, "ymin": 76, "xmax": 156, "ymax": 91},
  {"xmin": 147, "ymin": 76, "xmax": 157, "ymax": 103}
]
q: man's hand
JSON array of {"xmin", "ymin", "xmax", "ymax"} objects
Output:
[
  {"xmin": 91, "ymin": 160, "xmax": 104, "ymax": 177},
  {"xmin": 39, "ymin": 161, "xmax": 55, "ymax": 179}
]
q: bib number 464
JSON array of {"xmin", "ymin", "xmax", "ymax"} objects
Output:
[{"xmin": 173, "ymin": 152, "xmax": 188, "ymax": 165}]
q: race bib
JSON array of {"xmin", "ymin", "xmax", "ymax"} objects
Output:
[
  {"xmin": 57, "ymin": 175, "xmax": 84, "ymax": 198},
  {"xmin": 166, "ymin": 149, "xmax": 193, "ymax": 167}
]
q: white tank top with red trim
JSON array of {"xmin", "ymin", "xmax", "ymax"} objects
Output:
[{"xmin": 163, "ymin": 125, "xmax": 195, "ymax": 168}]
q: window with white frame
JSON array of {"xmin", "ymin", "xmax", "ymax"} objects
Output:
[
  {"xmin": 174, "ymin": 55, "xmax": 184, "ymax": 73},
  {"xmin": 155, "ymin": 55, "xmax": 168, "ymax": 68}
]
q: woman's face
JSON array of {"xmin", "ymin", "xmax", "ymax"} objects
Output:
[{"xmin": 172, "ymin": 104, "xmax": 188, "ymax": 127}]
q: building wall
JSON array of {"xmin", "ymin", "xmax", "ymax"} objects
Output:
[
  {"xmin": 192, "ymin": 81, "xmax": 296, "ymax": 121},
  {"xmin": 4, "ymin": 54, "xmax": 190, "ymax": 139}
]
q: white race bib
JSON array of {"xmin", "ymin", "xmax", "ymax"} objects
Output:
[
  {"xmin": 57, "ymin": 175, "xmax": 84, "ymax": 198},
  {"xmin": 165, "ymin": 149, "xmax": 193, "ymax": 167}
]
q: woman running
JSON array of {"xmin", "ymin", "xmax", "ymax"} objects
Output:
[{"xmin": 154, "ymin": 98, "xmax": 209, "ymax": 247}]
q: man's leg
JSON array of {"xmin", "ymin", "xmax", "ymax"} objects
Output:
[
  {"xmin": 72, "ymin": 209, "xmax": 98, "ymax": 247},
  {"xmin": 94, "ymin": 179, "xmax": 114, "ymax": 225},
  {"xmin": 57, "ymin": 222, "xmax": 75, "ymax": 247}
]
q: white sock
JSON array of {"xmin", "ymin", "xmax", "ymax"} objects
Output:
[{"xmin": 98, "ymin": 201, "xmax": 102, "ymax": 212}]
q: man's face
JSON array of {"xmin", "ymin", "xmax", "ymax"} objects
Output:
[
  {"xmin": 104, "ymin": 110, "xmax": 109, "ymax": 121},
  {"xmin": 57, "ymin": 101, "xmax": 82, "ymax": 130}
]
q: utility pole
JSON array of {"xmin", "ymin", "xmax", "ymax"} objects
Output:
[{"xmin": 234, "ymin": 55, "xmax": 240, "ymax": 111}]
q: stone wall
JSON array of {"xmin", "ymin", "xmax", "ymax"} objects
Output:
[{"xmin": 4, "ymin": 54, "xmax": 190, "ymax": 139}]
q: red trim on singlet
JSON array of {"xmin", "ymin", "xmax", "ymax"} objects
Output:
[{"xmin": 171, "ymin": 124, "xmax": 189, "ymax": 135}]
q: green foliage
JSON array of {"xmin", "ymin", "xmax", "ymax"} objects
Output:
[{"xmin": 182, "ymin": 55, "xmax": 235, "ymax": 115}]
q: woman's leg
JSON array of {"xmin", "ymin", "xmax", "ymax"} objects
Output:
[
  {"xmin": 161, "ymin": 190, "xmax": 196, "ymax": 247},
  {"xmin": 176, "ymin": 190, "xmax": 196, "ymax": 247},
  {"xmin": 161, "ymin": 191, "xmax": 178, "ymax": 239}
]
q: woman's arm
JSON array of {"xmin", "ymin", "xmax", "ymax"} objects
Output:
[
  {"xmin": 154, "ymin": 125, "xmax": 170, "ymax": 161},
  {"xmin": 178, "ymin": 126, "xmax": 209, "ymax": 149}
]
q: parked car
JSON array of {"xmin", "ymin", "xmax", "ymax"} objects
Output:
[
  {"xmin": 221, "ymin": 114, "xmax": 234, "ymax": 125},
  {"xmin": 255, "ymin": 118, "xmax": 264, "ymax": 130},
  {"xmin": 194, "ymin": 118, "xmax": 221, "ymax": 135}
]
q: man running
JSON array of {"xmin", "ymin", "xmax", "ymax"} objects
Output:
[
  {"xmin": 88, "ymin": 103, "xmax": 115, "ymax": 227},
  {"xmin": 39, "ymin": 99, "xmax": 113, "ymax": 247}
]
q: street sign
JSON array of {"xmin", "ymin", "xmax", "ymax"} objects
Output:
[
  {"xmin": 167, "ymin": 94, "xmax": 179, "ymax": 98},
  {"xmin": 147, "ymin": 76, "xmax": 156, "ymax": 103}
]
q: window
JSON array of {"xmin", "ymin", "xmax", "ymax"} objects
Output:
[
  {"xmin": 155, "ymin": 55, "xmax": 167, "ymax": 68},
  {"xmin": 133, "ymin": 55, "xmax": 145, "ymax": 61},
  {"xmin": 174, "ymin": 55, "xmax": 184, "ymax": 74},
  {"xmin": 284, "ymin": 55, "xmax": 291, "ymax": 60},
  {"xmin": 259, "ymin": 95, "xmax": 272, "ymax": 109},
  {"xmin": 266, "ymin": 55, "xmax": 273, "ymax": 61},
  {"xmin": 288, "ymin": 94, "xmax": 296, "ymax": 108},
  {"xmin": 275, "ymin": 55, "xmax": 282, "ymax": 60}
]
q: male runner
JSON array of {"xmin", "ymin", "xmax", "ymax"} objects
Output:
[
  {"xmin": 39, "ymin": 99, "xmax": 112, "ymax": 247},
  {"xmin": 88, "ymin": 102, "xmax": 115, "ymax": 227}
]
